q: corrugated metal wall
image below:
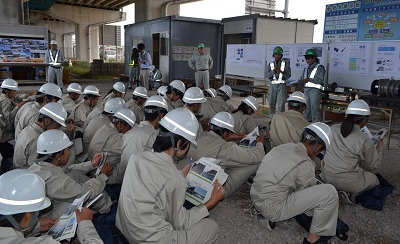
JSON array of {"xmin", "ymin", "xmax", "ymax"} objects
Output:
[{"xmin": 99, "ymin": 25, "xmax": 121, "ymax": 46}]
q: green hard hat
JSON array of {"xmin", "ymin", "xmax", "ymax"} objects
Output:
[
  {"xmin": 304, "ymin": 48, "xmax": 318, "ymax": 56},
  {"xmin": 198, "ymin": 43, "xmax": 205, "ymax": 49},
  {"xmin": 273, "ymin": 46, "xmax": 283, "ymax": 54}
]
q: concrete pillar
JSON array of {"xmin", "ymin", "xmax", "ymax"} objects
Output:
[
  {"xmin": 0, "ymin": 0, "xmax": 22, "ymax": 24},
  {"xmin": 90, "ymin": 26, "xmax": 100, "ymax": 60},
  {"xmin": 64, "ymin": 34, "xmax": 74, "ymax": 59},
  {"xmin": 135, "ymin": 0, "xmax": 180, "ymax": 22}
]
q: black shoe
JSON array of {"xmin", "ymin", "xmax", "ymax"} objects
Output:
[
  {"xmin": 128, "ymin": 86, "xmax": 133, "ymax": 90},
  {"xmin": 303, "ymin": 237, "xmax": 327, "ymax": 244},
  {"xmin": 256, "ymin": 213, "xmax": 276, "ymax": 230}
]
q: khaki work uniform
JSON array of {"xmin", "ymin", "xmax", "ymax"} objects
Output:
[
  {"xmin": 88, "ymin": 123, "xmax": 125, "ymax": 184},
  {"xmin": 14, "ymin": 101, "xmax": 34, "ymax": 128},
  {"xmin": 172, "ymin": 99, "xmax": 184, "ymax": 109},
  {"xmin": 0, "ymin": 95, "xmax": 19, "ymax": 141},
  {"xmin": 183, "ymin": 131, "xmax": 265, "ymax": 197},
  {"xmin": 13, "ymin": 123, "xmax": 44, "ymax": 169},
  {"xmin": 250, "ymin": 142, "xmax": 339, "ymax": 236},
  {"xmin": 201, "ymin": 96, "xmax": 233, "ymax": 119},
  {"xmin": 83, "ymin": 114, "xmax": 111, "ymax": 155},
  {"xmin": 15, "ymin": 102, "xmax": 41, "ymax": 140},
  {"xmin": 125, "ymin": 99, "xmax": 144, "ymax": 124},
  {"xmin": 62, "ymin": 94, "xmax": 80, "ymax": 114},
  {"xmin": 116, "ymin": 151, "xmax": 219, "ymax": 244},
  {"xmin": 121, "ymin": 121, "xmax": 156, "ymax": 169},
  {"xmin": 164, "ymin": 96, "xmax": 174, "ymax": 112},
  {"xmin": 231, "ymin": 111, "xmax": 257, "ymax": 135},
  {"xmin": 70, "ymin": 100, "xmax": 92, "ymax": 129},
  {"xmin": 84, "ymin": 106, "xmax": 102, "ymax": 129},
  {"xmin": 269, "ymin": 110, "xmax": 309, "ymax": 147},
  {"xmin": 188, "ymin": 53, "xmax": 213, "ymax": 89},
  {"xmin": 28, "ymin": 161, "xmax": 112, "ymax": 218},
  {"xmin": 0, "ymin": 220, "xmax": 103, "ymax": 244},
  {"xmin": 321, "ymin": 124, "xmax": 381, "ymax": 195}
]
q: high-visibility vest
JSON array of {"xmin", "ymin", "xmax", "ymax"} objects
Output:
[
  {"xmin": 49, "ymin": 50, "xmax": 60, "ymax": 66},
  {"xmin": 129, "ymin": 60, "xmax": 135, "ymax": 66},
  {"xmin": 303, "ymin": 64, "xmax": 324, "ymax": 90},
  {"xmin": 269, "ymin": 61, "xmax": 286, "ymax": 84}
]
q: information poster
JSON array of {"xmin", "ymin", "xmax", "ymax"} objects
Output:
[
  {"xmin": 172, "ymin": 44, "xmax": 209, "ymax": 61},
  {"xmin": 372, "ymin": 41, "xmax": 400, "ymax": 75},
  {"xmin": 0, "ymin": 38, "xmax": 48, "ymax": 62},
  {"xmin": 330, "ymin": 42, "xmax": 371, "ymax": 74},
  {"xmin": 292, "ymin": 44, "xmax": 328, "ymax": 71},
  {"xmin": 226, "ymin": 44, "xmax": 245, "ymax": 66}
]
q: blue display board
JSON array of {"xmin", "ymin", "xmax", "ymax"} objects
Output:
[{"xmin": 324, "ymin": 0, "xmax": 400, "ymax": 42}]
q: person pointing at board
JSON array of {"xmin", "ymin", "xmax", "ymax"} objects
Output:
[{"xmin": 266, "ymin": 46, "xmax": 291, "ymax": 119}]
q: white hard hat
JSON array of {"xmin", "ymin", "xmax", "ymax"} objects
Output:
[
  {"xmin": 133, "ymin": 86, "xmax": 148, "ymax": 98},
  {"xmin": 104, "ymin": 98, "xmax": 125, "ymax": 114},
  {"xmin": 243, "ymin": 96, "xmax": 259, "ymax": 112},
  {"xmin": 210, "ymin": 112, "xmax": 235, "ymax": 133},
  {"xmin": 1, "ymin": 78, "xmax": 19, "ymax": 91},
  {"xmin": 169, "ymin": 80, "xmax": 186, "ymax": 93},
  {"xmin": 157, "ymin": 86, "xmax": 168, "ymax": 96},
  {"xmin": 39, "ymin": 102, "xmax": 67, "ymax": 127},
  {"xmin": 113, "ymin": 81, "xmax": 126, "ymax": 94},
  {"xmin": 144, "ymin": 95, "xmax": 169, "ymax": 111},
  {"xmin": 345, "ymin": 100, "xmax": 370, "ymax": 116},
  {"xmin": 0, "ymin": 169, "xmax": 51, "ymax": 215},
  {"xmin": 204, "ymin": 88, "xmax": 217, "ymax": 97},
  {"xmin": 288, "ymin": 91, "xmax": 307, "ymax": 105},
  {"xmin": 66, "ymin": 83, "xmax": 82, "ymax": 94},
  {"xmin": 114, "ymin": 108, "xmax": 136, "ymax": 128},
  {"xmin": 39, "ymin": 83, "xmax": 62, "ymax": 99},
  {"xmin": 183, "ymin": 87, "xmax": 207, "ymax": 104},
  {"xmin": 83, "ymin": 85, "xmax": 100, "ymax": 96},
  {"xmin": 36, "ymin": 129, "xmax": 73, "ymax": 154},
  {"xmin": 50, "ymin": 40, "xmax": 57, "ymax": 45},
  {"xmin": 305, "ymin": 122, "xmax": 332, "ymax": 149},
  {"xmin": 218, "ymin": 85, "xmax": 233, "ymax": 98},
  {"xmin": 159, "ymin": 108, "xmax": 199, "ymax": 145}
]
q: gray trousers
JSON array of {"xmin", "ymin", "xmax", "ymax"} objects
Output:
[
  {"xmin": 224, "ymin": 164, "xmax": 260, "ymax": 198},
  {"xmin": 47, "ymin": 66, "xmax": 63, "ymax": 88},
  {"xmin": 321, "ymin": 170, "xmax": 379, "ymax": 195},
  {"xmin": 268, "ymin": 83, "xmax": 287, "ymax": 119},
  {"xmin": 304, "ymin": 87, "xmax": 322, "ymax": 122},
  {"xmin": 139, "ymin": 69, "xmax": 150, "ymax": 89},
  {"xmin": 168, "ymin": 218, "xmax": 219, "ymax": 244},
  {"xmin": 195, "ymin": 70, "xmax": 210, "ymax": 89}
]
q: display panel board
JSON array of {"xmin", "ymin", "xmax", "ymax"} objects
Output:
[
  {"xmin": 225, "ymin": 44, "xmax": 267, "ymax": 79},
  {"xmin": 0, "ymin": 38, "xmax": 48, "ymax": 63}
]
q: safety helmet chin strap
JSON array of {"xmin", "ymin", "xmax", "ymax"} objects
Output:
[
  {"xmin": 1, "ymin": 211, "xmax": 39, "ymax": 235},
  {"xmin": 301, "ymin": 129, "xmax": 325, "ymax": 156},
  {"xmin": 39, "ymin": 114, "xmax": 57, "ymax": 131}
]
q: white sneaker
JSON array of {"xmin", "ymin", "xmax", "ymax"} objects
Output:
[{"xmin": 338, "ymin": 191, "xmax": 353, "ymax": 204}]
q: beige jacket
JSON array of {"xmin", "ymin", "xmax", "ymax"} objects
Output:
[
  {"xmin": 14, "ymin": 101, "xmax": 34, "ymax": 128},
  {"xmin": 13, "ymin": 123, "xmax": 44, "ymax": 169},
  {"xmin": 231, "ymin": 111, "xmax": 257, "ymax": 134},
  {"xmin": 61, "ymin": 94, "xmax": 80, "ymax": 114},
  {"xmin": 70, "ymin": 100, "xmax": 92, "ymax": 128},
  {"xmin": 83, "ymin": 114, "xmax": 110, "ymax": 154},
  {"xmin": 270, "ymin": 110, "xmax": 309, "ymax": 147},
  {"xmin": 164, "ymin": 96, "xmax": 174, "ymax": 112},
  {"xmin": 0, "ymin": 94, "xmax": 19, "ymax": 132},
  {"xmin": 125, "ymin": 99, "xmax": 144, "ymax": 124},
  {"xmin": 116, "ymin": 151, "xmax": 209, "ymax": 243},
  {"xmin": 201, "ymin": 96, "xmax": 233, "ymax": 119},
  {"xmin": 15, "ymin": 102, "xmax": 41, "ymax": 139},
  {"xmin": 83, "ymin": 106, "xmax": 103, "ymax": 129}
]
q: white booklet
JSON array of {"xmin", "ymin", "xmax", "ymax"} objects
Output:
[
  {"xmin": 95, "ymin": 152, "xmax": 108, "ymax": 177},
  {"xmin": 238, "ymin": 127, "xmax": 259, "ymax": 148},
  {"xmin": 360, "ymin": 126, "xmax": 387, "ymax": 146},
  {"xmin": 185, "ymin": 157, "xmax": 228, "ymax": 206},
  {"xmin": 47, "ymin": 191, "xmax": 91, "ymax": 242}
]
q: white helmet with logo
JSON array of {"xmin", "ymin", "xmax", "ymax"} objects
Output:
[
  {"xmin": 39, "ymin": 102, "xmax": 67, "ymax": 127},
  {"xmin": 169, "ymin": 80, "xmax": 186, "ymax": 93},
  {"xmin": 36, "ymin": 130, "xmax": 73, "ymax": 154},
  {"xmin": 204, "ymin": 88, "xmax": 217, "ymax": 97},
  {"xmin": 104, "ymin": 98, "xmax": 125, "ymax": 114},
  {"xmin": 83, "ymin": 85, "xmax": 100, "ymax": 96},
  {"xmin": 183, "ymin": 87, "xmax": 207, "ymax": 104},
  {"xmin": 304, "ymin": 122, "xmax": 332, "ymax": 150},
  {"xmin": 288, "ymin": 91, "xmax": 307, "ymax": 105},
  {"xmin": 113, "ymin": 81, "xmax": 126, "ymax": 94},
  {"xmin": 210, "ymin": 112, "xmax": 235, "ymax": 133},
  {"xmin": 0, "ymin": 169, "xmax": 51, "ymax": 215},
  {"xmin": 66, "ymin": 83, "xmax": 82, "ymax": 94},
  {"xmin": 159, "ymin": 108, "xmax": 199, "ymax": 145},
  {"xmin": 144, "ymin": 95, "xmax": 169, "ymax": 111},
  {"xmin": 113, "ymin": 108, "xmax": 136, "ymax": 128},
  {"xmin": 218, "ymin": 85, "xmax": 233, "ymax": 99},
  {"xmin": 39, "ymin": 83, "xmax": 62, "ymax": 99},
  {"xmin": 243, "ymin": 96, "xmax": 259, "ymax": 112},
  {"xmin": 1, "ymin": 78, "xmax": 20, "ymax": 91},
  {"xmin": 345, "ymin": 99, "xmax": 370, "ymax": 116},
  {"xmin": 133, "ymin": 86, "xmax": 148, "ymax": 99},
  {"xmin": 157, "ymin": 86, "xmax": 168, "ymax": 96}
]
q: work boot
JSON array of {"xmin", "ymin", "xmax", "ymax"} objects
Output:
[{"xmin": 256, "ymin": 213, "xmax": 276, "ymax": 231}]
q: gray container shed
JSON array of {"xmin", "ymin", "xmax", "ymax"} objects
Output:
[{"xmin": 124, "ymin": 16, "xmax": 222, "ymax": 86}]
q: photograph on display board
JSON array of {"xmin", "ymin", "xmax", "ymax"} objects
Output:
[{"xmin": 0, "ymin": 38, "xmax": 48, "ymax": 62}]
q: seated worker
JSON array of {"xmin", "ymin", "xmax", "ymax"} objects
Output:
[
  {"xmin": 70, "ymin": 85, "xmax": 101, "ymax": 129},
  {"xmin": 83, "ymin": 98, "xmax": 125, "ymax": 155},
  {"xmin": 15, "ymin": 83, "xmax": 62, "ymax": 140},
  {"xmin": 116, "ymin": 108, "xmax": 225, "ymax": 244},
  {"xmin": 0, "ymin": 79, "xmax": 30, "ymax": 142},
  {"xmin": 203, "ymin": 88, "xmax": 217, "ymax": 98},
  {"xmin": 270, "ymin": 91, "xmax": 309, "ymax": 147},
  {"xmin": 28, "ymin": 129, "xmax": 113, "ymax": 218},
  {"xmin": 164, "ymin": 79, "xmax": 186, "ymax": 110},
  {"xmin": 201, "ymin": 85, "xmax": 234, "ymax": 119},
  {"xmin": 62, "ymin": 82, "xmax": 82, "ymax": 114},
  {"xmin": 126, "ymin": 86, "xmax": 148, "ymax": 124},
  {"xmin": 182, "ymin": 87, "xmax": 208, "ymax": 132},
  {"xmin": 250, "ymin": 122, "xmax": 338, "ymax": 244},
  {"xmin": 13, "ymin": 102, "xmax": 67, "ymax": 169},
  {"xmin": 88, "ymin": 108, "xmax": 136, "ymax": 184},
  {"xmin": 101, "ymin": 81, "xmax": 126, "ymax": 105},
  {"xmin": 157, "ymin": 85, "xmax": 168, "ymax": 97},
  {"xmin": 0, "ymin": 169, "xmax": 103, "ymax": 243},
  {"xmin": 182, "ymin": 111, "xmax": 265, "ymax": 197},
  {"xmin": 231, "ymin": 96, "xmax": 258, "ymax": 134},
  {"xmin": 121, "ymin": 95, "xmax": 169, "ymax": 168},
  {"xmin": 321, "ymin": 100, "xmax": 383, "ymax": 202}
]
